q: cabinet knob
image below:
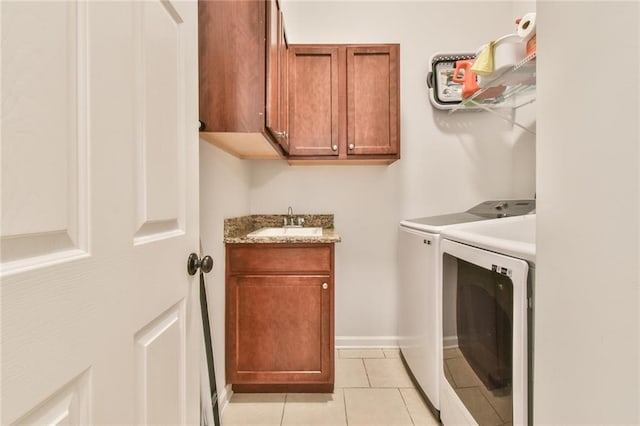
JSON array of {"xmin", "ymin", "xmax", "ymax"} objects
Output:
[
  {"xmin": 322, "ymin": 283, "xmax": 328, "ymax": 290},
  {"xmin": 332, "ymin": 144, "xmax": 338, "ymax": 151},
  {"xmin": 274, "ymin": 131, "xmax": 288, "ymax": 139},
  {"xmin": 348, "ymin": 143, "xmax": 355, "ymax": 150}
]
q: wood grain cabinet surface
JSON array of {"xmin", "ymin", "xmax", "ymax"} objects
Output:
[
  {"xmin": 287, "ymin": 44, "xmax": 400, "ymax": 164},
  {"xmin": 225, "ymin": 243, "xmax": 335, "ymax": 393},
  {"xmin": 266, "ymin": 3, "xmax": 289, "ymax": 152},
  {"xmin": 198, "ymin": 0, "xmax": 400, "ymax": 164},
  {"xmin": 198, "ymin": 0, "xmax": 287, "ymax": 159}
]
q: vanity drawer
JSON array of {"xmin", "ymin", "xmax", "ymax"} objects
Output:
[{"xmin": 226, "ymin": 243, "xmax": 333, "ymax": 275}]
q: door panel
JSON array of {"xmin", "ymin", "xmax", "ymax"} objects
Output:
[
  {"xmin": 12, "ymin": 370, "xmax": 91, "ymax": 425},
  {"xmin": 1, "ymin": 1, "xmax": 88, "ymax": 269},
  {"xmin": 134, "ymin": 1, "xmax": 185, "ymax": 243},
  {"xmin": 0, "ymin": 1, "xmax": 199, "ymax": 424},
  {"xmin": 135, "ymin": 301, "xmax": 186, "ymax": 425}
]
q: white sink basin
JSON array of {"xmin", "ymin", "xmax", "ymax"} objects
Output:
[
  {"xmin": 247, "ymin": 227, "xmax": 323, "ymax": 238},
  {"xmin": 441, "ymin": 215, "xmax": 536, "ymax": 263}
]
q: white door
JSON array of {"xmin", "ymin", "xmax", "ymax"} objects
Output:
[{"xmin": 1, "ymin": 1, "xmax": 200, "ymax": 424}]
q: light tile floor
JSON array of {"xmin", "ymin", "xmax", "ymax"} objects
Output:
[
  {"xmin": 222, "ymin": 348, "xmax": 440, "ymax": 426},
  {"xmin": 443, "ymin": 348, "xmax": 512, "ymax": 425}
]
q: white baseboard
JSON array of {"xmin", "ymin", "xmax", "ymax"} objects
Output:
[
  {"xmin": 335, "ymin": 336, "xmax": 399, "ymax": 349},
  {"xmin": 443, "ymin": 335, "xmax": 459, "ymax": 350},
  {"xmin": 217, "ymin": 384, "xmax": 232, "ymax": 417}
]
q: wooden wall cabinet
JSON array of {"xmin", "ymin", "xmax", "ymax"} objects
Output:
[
  {"xmin": 199, "ymin": 0, "xmax": 288, "ymax": 159},
  {"xmin": 198, "ymin": 1, "xmax": 399, "ymax": 164},
  {"xmin": 225, "ymin": 244, "xmax": 335, "ymax": 392},
  {"xmin": 287, "ymin": 44, "xmax": 400, "ymax": 164}
]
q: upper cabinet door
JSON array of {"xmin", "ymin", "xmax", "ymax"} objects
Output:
[
  {"xmin": 346, "ymin": 45, "xmax": 399, "ymax": 156},
  {"xmin": 278, "ymin": 10, "xmax": 290, "ymax": 152},
  {"xmin": 288, "ymin": 46, "xmax": 340, "ymax": 157},
  {"xmin": 266, "ymin": 0, "xmax": 289, "ymax": 151},
  {"xmin": 266, "ymin": 0, "xmax": 279, "ymax": 133},
  {"xmin": 287, "ymin": 44, "xmax": 400, "ymax": 162},
  {"xmin": 199, "ymin": 0, "xmax": 266, "ymax": 133}
]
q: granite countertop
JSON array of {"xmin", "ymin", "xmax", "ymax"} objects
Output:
[{"xmin": 224, "ymin": 214, "xmax": 342, "ymax": 244}]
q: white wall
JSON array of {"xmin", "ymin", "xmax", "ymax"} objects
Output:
[
  {"xmin": 535, "ymin": 2, "xmax": 640, "ymax": 424},
  {"xmin": 199, "ymin": 140, "xmax": 252, "ymax": 402},
  {"xmin": 251, "ymin": 1, "xmax": 536, "ymax": 343}
]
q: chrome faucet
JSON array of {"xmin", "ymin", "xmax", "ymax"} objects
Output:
[
  {"xmin": 287, "ymin": 206, "xmax": 294, "ymax": 227},
  {"xmin": 284, "ymin": 206, "xmax": 304, "ymax": 228}
]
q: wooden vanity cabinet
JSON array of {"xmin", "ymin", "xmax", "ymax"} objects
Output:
[
  {"xmin": 199, "ymin": 0, "xmax": 288, "ymax": 158},
  {"xmin": 225, "ymin": 243, "xmax": 335, "ymax": 392},
  {"xmin": 287, "ymin": 44, "xmax": 400, "ymax": 163}
]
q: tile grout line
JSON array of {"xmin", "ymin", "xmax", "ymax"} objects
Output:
[
  {"xmin": 477, "ymin": 387, "xmax": 505, "ymax": 424},
  {"xmin": 280, "ymin": 393, "xmax": 288, "ymax": 426},
  {"xmin": 223, "ymin": 349, "xmax": 433, "ymax": 426},
  {"xmin": 448, "ymin": 348, "xmax": 506, "ymax": 424},
  {"xmin": 398, "ymin": 387, "xmax": 417, "ymax": 426},
  {"xmin": 361, "ymin": 358, "xmax": 372, "ymax": 388},
  {"xmin": 343, "ymin": 387, "xmax": 350, "ymax": 426},
  {"xmin": 443, "ymin": 359, "xmax": 459, "ymax": 389}
]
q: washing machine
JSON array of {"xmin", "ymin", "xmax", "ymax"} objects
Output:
[
  {"xmin": 439, "ymin": 215, "xmax": 535, "ymax": 425},
  {"xmin": 398, "ymin": 200, "xmax": 535, "ymax": 417}
]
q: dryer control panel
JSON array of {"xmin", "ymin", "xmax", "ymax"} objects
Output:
[{"xmin": 468, "ymin": 199, "xmax": 536, "ymax": 218}]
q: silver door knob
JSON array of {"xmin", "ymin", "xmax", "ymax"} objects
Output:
[
  {"xmin": 322, "ymin": 283, "xmax": 328, "ymax": 289},
  {"xmin": 348, "ymin": 143, "xmax": 355, "ymax": 150},
  {"xmin": 332, "ymin": 144, "xmax": 338, "ymax": 151}
]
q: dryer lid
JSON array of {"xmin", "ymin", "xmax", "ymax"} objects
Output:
[{"xmin": 400, "ymin": 199, "xmax": 535, "ymax": 233}]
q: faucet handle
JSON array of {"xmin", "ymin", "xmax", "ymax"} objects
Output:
[
  {"xmin": 283, "ymin": 217, "xmax": 287, "ymax": 227},
  {"xmin": 298, "ymin": 217, "xmax": 304, "ymax": 227}
]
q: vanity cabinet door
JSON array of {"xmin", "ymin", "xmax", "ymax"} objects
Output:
[
  {"xmin": 225, "ymin": 243, "xmax": 335, "ymax": 392},
  {"xmin": 226, "ymin": 275, "xmax": 333, "ymax": 389}
]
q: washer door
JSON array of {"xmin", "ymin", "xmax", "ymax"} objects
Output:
[{"xmin": 440, "ymin": 239, "xmax": 529, "ymax": 426}]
